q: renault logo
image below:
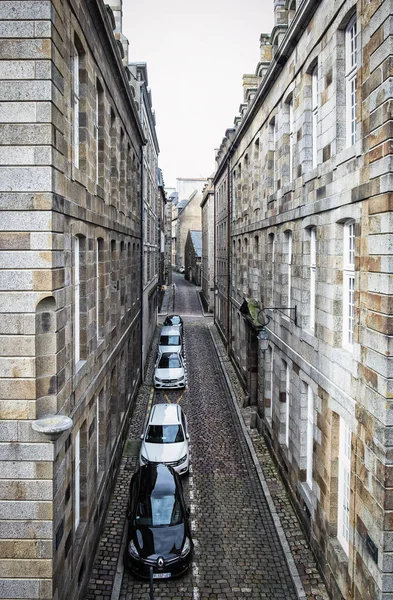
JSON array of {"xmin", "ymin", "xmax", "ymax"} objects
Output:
[{"xmin": 157, "ymin": 556, "xmax": 165, "ymax": 568}]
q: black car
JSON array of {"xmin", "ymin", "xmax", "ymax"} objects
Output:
[
  {"xmin": 163, "ymin": 314, "xmax": 183, "ymax": 335},
  {"xmin": 124, "ymin": 463, "xmax": 193, "ymax": 579}
]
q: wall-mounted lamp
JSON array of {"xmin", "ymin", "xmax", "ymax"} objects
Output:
[{"xmin": 257, "ymin": 328, "xmax": 270, "ymax": 352}]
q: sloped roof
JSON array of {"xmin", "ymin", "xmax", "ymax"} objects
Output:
[{"xmin": 190, "ymin": 230, "xmax": 202, "ymax": 257}]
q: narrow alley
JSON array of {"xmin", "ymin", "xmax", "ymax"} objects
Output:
[{"xmin": 85, "ymin": 274, "xmax": 329, "ymax": 600}]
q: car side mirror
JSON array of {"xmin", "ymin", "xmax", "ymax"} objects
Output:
[
  {"xmin": 186, "ymin": 433, "xmax": 190, "ymax": 440},
  {"xmin": 140, "ymin": 434, "xmax": 144, "ymax": 440}
]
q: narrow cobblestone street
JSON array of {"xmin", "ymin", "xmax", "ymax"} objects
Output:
[{"xmin": 85, "ymin": 273, "xmax": 330, "ymax": 600}]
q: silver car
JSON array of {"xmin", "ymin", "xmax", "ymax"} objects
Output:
[
  {"xmin": 154, "ymin": 351, "xmax": 186, "ymax": 389},
  {"xmin": 158, "ymin": 325, "xmax": 183, "ymax": 356},
  {"xmin": 139, "ymin": 403, "xmax": 190, "ymax": 475}
]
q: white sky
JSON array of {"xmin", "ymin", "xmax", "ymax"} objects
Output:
[{"xmin": 122, "ymin": 0, "xmax": 274, "ymax": 189}]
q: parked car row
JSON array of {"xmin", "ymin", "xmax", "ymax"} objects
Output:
[
  {"xmin": 123, "ymin": 315, "xmax": 193, "ymax": 580},
  {"xmin": 154, "ymin": 314, "xmax": 185, "ymax": 389}
]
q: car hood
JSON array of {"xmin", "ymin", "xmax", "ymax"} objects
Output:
[
  {"xmin": 155, "ymin": 367, "xmax": 184, "ymax": 379},
  {"xmin": 133, "ymin": 523, "xmax": 186, "ymax": 559},
  {"xmin": 141, "ymin": 441, "xmax": 188, "ymax": 463}
]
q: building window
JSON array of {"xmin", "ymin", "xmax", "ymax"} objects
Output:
[
  {"xmin": 345, "ymin": 15, "xmax": 358, "ymax": 147},
  {"xmin": 74, "ymin": 430, "xmax": 80, "ymax": 529},
  {"xmin": 312, "ymin": 66, "xmax": 318, "ymax": 168},
  {"xmin": 289, "ymin": 99, "xmax": 294, "ymax": 181},
  {"xmin": 338, "ymin": 416, "xmax": 351, "ymax": 554},
  {"xmin": 343, "ymin": 221, "xmax": 355, "ymax": 348},
  {"xmin": 95, "ymin": 80, "xmax": 104, "ymax": 187},
  {"xmin": 306, "ymin": 385, "xmax": 314, "ymax": 488},
  {"xmin": 285, "ymin": 362, "xmax": 290, "ymax": 447},
  {"xmin": 269, "ymin": 119, "xmax": 276, "ymax": 192},
  {"xmin": 96, "ymin": 238, "xmax": 104, "ymax": 340},
  {"xmin": 284, "ymin": 230, "xmax": 292, "ymax": 317},
  {"xmin": 267, "ymin": 346, "xmax": 274, "ymax": 424},
  {"xmin": 309, "ymin": 227, "xmax": 316, "ymax": 333},
  {"xmin": 96, "ymin": 396, "xmax": 100, "ymax": 473},
  {"xmin": 72, "ymin": 43, "xmax": 80, "ymax": 169}
]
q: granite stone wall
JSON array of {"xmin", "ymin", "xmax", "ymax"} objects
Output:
[
  {"xmin": 213, "ymin": 0, "xmax": 393, "ymax": 597},
  {"xmin": 0, "ymin": 1, "xmax": 144, "ymax": 598}
]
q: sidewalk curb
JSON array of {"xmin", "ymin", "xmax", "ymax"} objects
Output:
[{"xmin": 209, "ymin": 323, "xmax": 307, "ymax": 600}]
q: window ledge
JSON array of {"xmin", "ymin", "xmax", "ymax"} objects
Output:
[
  {"xmin": 298, "ymin": 481, "xmax": 314, "ymax": 515},
  {"xmin": 75, "ymin": 359, "xmax": 87, "ymax": 374},
  {"xmin": 267, "ymin": 192, "xmax": 277, "ymax": 204},
  {"xmin": 301, "ymin": 329, "xmax": 319, "ymax": 350},
  {"xmin": 328, "ymin": 537, "xmax": 349, "ymax": 565},
  {"xmin": 336, "ymin": 144, "xmax": 358, "ymax": 167},
  {"xmin": 302, "ymin": 166, "xmax": 319, "ymax": 185}
]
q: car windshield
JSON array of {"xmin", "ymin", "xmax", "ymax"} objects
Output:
[
  {"xmin": 160, "ymin": 335, "xmax": 181, "ymax": 346},
  {"xmin": 158, "ymin": 354, "xmax": 181, "ymax": 369},
  {"xmin": 136, "ymin": 493, "xmax": 183, "ymax": 527},
  {"xmin": 145, "ymin": 424, "xmax": 184, "ymax": 444}
]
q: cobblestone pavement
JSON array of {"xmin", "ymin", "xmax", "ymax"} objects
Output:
[{"xmin": 85, "ymin": 273, "xmax": 330, "ymax": 600}]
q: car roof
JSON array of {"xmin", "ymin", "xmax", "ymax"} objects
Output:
[
  {"xmin": 149, "ymin": 403, "xmax": 181, "ymax": 425},
  {"xmin": 136, "ymin": 463, "xmax": 178, "ymax": 496},
  {"xmin": 160, "ymin": 326, "xmax": 181, "ymax": 335}
]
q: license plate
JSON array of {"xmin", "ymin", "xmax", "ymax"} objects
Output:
[{"xmin": 153, "ymin": 572, "xmax": 171, "ymax": 579}]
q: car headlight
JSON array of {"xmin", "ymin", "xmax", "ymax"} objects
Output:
[
  {"xmin": 180, "ymin": 536, "xmax": 191, "ymax": 558},
  {"xmin": 155, "ymin": 376, "xmax": 162, "ymax": 382},
  {"xmin": 175, "ymin": 376, "xmax": 185, "ymax": 382},
  {"xmin": 128, "ymin": 539, "xmax": 140, "ymax": 558},
  {"xmin": 140, "ymin": 454, "xmax": 149, "ymax": 464},
  {"xmin": 173, "ymin": 454, "xmax": 187, "ymax": 466}
]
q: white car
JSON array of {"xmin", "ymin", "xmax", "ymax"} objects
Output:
[
  {"xmin": 139, "ymin": 404, "xmax": 190, "ymax": 475},
  {"xmin": 158, "ymin": 325, "xmax": 183, "ymax": 356},
  {"xmin": 154, "ymin": 351, "xmax": 186, "ymax": 389}
]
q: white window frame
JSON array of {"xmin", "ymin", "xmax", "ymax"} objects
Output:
[
  {"xmin": 285, "ymin": 362, "xmax": 290, "ymax": 447},
  {"xmin": 74, "ymin": 236, "xmax": 80, "ymax": 363},
  {"xmin": 95, "ymin": 87, "xmax": 99, "ymax": 185},
  {"xmin": 306, "ymin": 385, "xmax": 314, "ymax": 488},
  {"xmin": 96, "ymin": 239, "xmax": 100, "ymax": 340},
  {"xmin": 271, "ymin": 235, "xmax": 275, "ymax": 307},
  {"xmin": 345, "ymin": 15, "xmax": 358, "ymax": 147},
  {"xmin": 338, "ymin": 416, "xmax": 351, "ymax": 554},
  {"xmin": 286, "ymin": 231, "xmax": 292, "ymax": 318},
  {"xmin": 311, "ymin": 66, "xmax": 318, "ymax": 168},
  {"xmin": 343, "ymin": 221, "xmax": 355, "ymax": 348},
  {"xmin": 270, "ymin": 120, "xmax": 276, "ymax": 192},
  {"xmin": 75, "ymin": 430, "xmax": 80, "ymax": 530},
  {"xmin": 268, "ymin": 346, "xmax": 274, "ymax": 424},
  {"xmin": 289, "ymin": 100, "xmax": 294, "ymax": 181},
  {"xmin": 309, "ymin": 227, "xmax": 316, "ymax": 333},
  {"xmin": 96, "ymin": 397, "xmax": 100, "ymax": 473},
  {"xmin": 73, "ymin": 45, "xmax": 80, "ymax": 168}
]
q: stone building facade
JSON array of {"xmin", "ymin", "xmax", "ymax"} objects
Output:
[
  {"xmin": 200, "ymin": 178, "xmax": 215, "ymax": 312},
  {"xmin": 128, "ymin": 62, "xmax": 159, "ymax": 369},
  {"xmin": 0, "ymin": 1, "xmax": 145, "ymax": 599},
  {"xmin": 212, "ymin": 1, "xmax": 393, "ymax": 598},
  {"xmin": 171, "ymin": 178, "xmax": 206, "ymax": 270},
  {"xmin": 184, "ymin": 230, "xmax": 202, "ymax": 286}
]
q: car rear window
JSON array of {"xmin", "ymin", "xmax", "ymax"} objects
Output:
[{"xmin": 160, "ymin": 335, "xmax": 181, "ymax": 346}]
